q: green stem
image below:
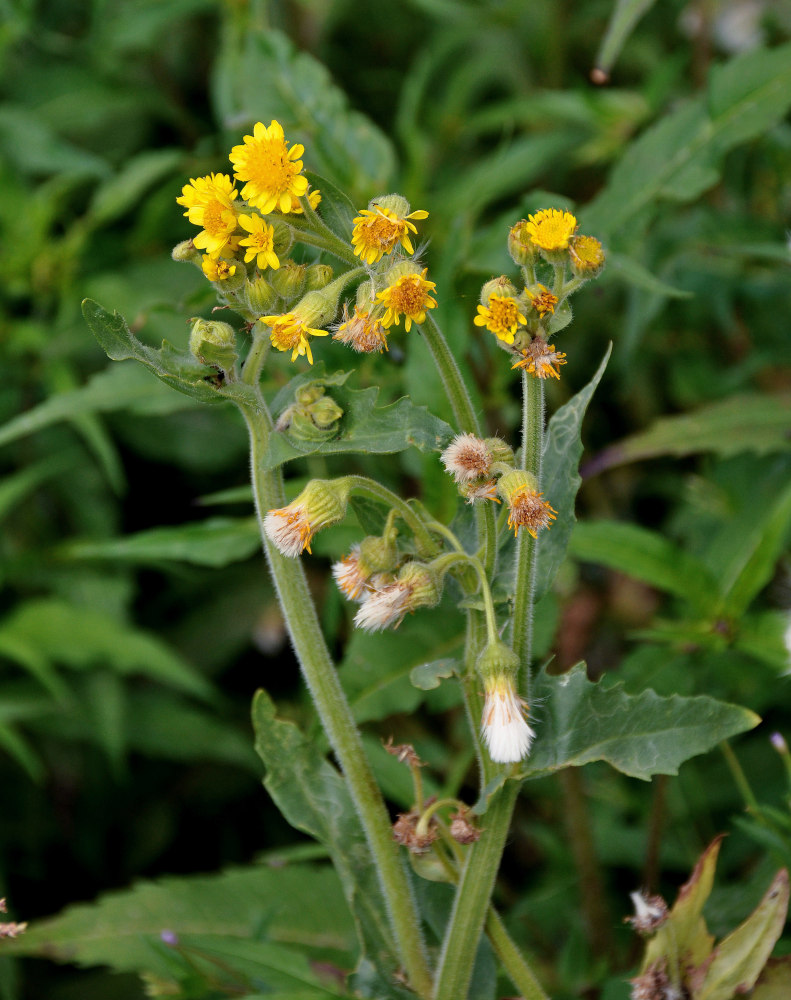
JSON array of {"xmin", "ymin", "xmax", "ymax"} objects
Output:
[
  {"xmin": 434, "ymin": 553, "xmax": 498, "ymax": 648},
  {"xmin": 485, "ymin": 908, "xmax": 549, "ymax": 1000},
  {"xmin": 419, "ymin": 312, "xmax": 480, "ymax": 435},
  {"xmin": 344, "ymin": 474, "xmax": 438, "ymax": 556},
  {"xmin": 433, "ymin": 371, "xmax": 547, "ymax": 1000},
  {"xmin": 241, "ymin": 320, "xmax": 273, "ymax": 386},
  {"xmin": 241, "ymin": 400, "xmax": 433, "ymax": 998},
  {"xmin": 432, "ymin": 781, "xmax": 520, "ymax": 1000},
  {"xmin": 291, "ymin": 197, "xmax": 359, "ymax": 265}
]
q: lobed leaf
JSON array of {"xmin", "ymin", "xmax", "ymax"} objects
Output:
[{"xmin": 524, "ymin": 664, "xmax": 759, "ymax": 781}]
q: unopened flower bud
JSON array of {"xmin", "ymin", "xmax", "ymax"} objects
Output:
[
  {"xmin": 479, "ymin": 276, "xmax": 519, "ymax": 306},
  {"xmin": 483, "ymin": 437, "xmax": 513, "ymax": 467},
  {"xmin": 271, "ymin": 221, "xmax": 293, "ymax": 257},
  {"xmin": 171, "ymin": 239, "xmax": 201, "ymax": 264},
  {"xmin": 305, "ymin": 263, "xmax": 334, "ymax": 290},
  {"xmin": 507, "ymin": 219, "xmax": 539, "ymax": 266},
  {"xmin": 244, "ymin": 275, "xmax": 277, "ymax": 315},
  {"xmin": 270, "ymin": 261, "xmax": 307, "ymax": 300},
  {"xmin": 188, "ymin": 318, "xmax": 238, "ymax": 371},
  {"xmin": 263, "ymin": 478, "xmax": 349, "ymax": 557}
]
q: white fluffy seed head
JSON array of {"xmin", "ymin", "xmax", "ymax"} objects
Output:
[
  {"xmin": 441, "ymin": 433, "xmax": 492, "ymax": 483},
  {"xmin": 354, "ymin": 581, "xmax": 412, "ymax": 632},
  {"xmin": 263, "ymin": 505, "xmax": 312, "ymax": 557},
  {"xmin": 481, "ymin": 675, "xmax": 535, "ymax": 763}
]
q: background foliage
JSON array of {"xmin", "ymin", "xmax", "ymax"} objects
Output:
[{"xmin": 1, "ymin": 0, "xmax": 791, "ymax": 997}]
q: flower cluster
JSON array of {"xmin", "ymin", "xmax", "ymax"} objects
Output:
[
  {"xmin": 175, "ymin": 125, "xmax": 437, "ymax": 368},
  {"xmin": 475, "ymin": 208, "xmax": 605, "ymax": 376}
]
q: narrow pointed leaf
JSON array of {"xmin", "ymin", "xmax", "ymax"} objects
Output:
[
  {"xmin": 535, "ymin": 345, "xmax": 611, "ymax": 602},
  {"xmin": 593, "ymin": 0, "xmax": 659, "ymax": 78},
  {"xmin": 524, "ymin": 665, "xmax": 759, "ymax": 781},
  {"xmin": 695, "ymin": 869, "xmax": 789, "ymax": 1000}
]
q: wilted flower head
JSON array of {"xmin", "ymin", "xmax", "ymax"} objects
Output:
[
  {"xmin": 263, "ymin": 479, "xmax": 348, "ymax": 557},
  {"xmin": 625, "ymin": 891, "xmax": 669, "ymax": 935},
  {"xmin": 392, "ymin": 810, "xmax": 438, "ymax": 854},
  {"xmin": 498, "ymin": 470, "xmax": 557, "ymax": 538},
  {"xmin": 512, "ymin": 337, "xmax": 567, "ymax": 380},
  {"xmin": 449, "ymin": 810, "xmax": 481, "ymax": 844},
  {"xmin": 332, "ymin": 304, "xmax": 389, "ymax": 353},
  {"xmin": 441, "ymin": 433, "xmax": 492, "ymax": 483},
  {"xmin": 354, "ymin": 562, "xmax": 440, "ymax": 632},
  {"xmin": 524, "ymin": 284, "xmax": 558, "ymax": 318},
  {"xmin": 481, "ymin": 673, "xmax": 535, "ymax": 763}
]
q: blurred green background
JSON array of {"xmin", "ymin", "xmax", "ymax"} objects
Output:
[{"xmin": 1, "ymin": 0, "xmax": 791, "ymax": 997}]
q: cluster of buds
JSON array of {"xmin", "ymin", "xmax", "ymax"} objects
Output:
[
  {"xmin": 475, "ymin": 208, "xmax": 605, "ymax": 377},
  {"xmin": 173, "ymin": 127, "xmax": 437, "ymax": 369},
  {"xmin": 274, "ymin": 382, "xmax": 344, "ymax": 442}
]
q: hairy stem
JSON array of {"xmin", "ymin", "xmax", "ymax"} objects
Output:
[
  {"xmin": 241, "ymin": 397, "xmax": 433, "ymax": 998},
  {"xmin": 485, "ymin": 907, "xmax": 550, "ymax": 1000}
]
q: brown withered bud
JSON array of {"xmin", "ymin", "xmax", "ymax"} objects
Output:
[
  {"xmin": 392, "ymin": 810, "xmax": 439, "ymax": 854},
  {"xmin": 449, "ymin": 810, "xmax": 481, "ymax": 844},
  {"xmin": 625, "ymin": 890, "xmax": 669, "ymax": 935},
  {"xmin": 629, "ymin": 959, "xmax": 678, "ymax": 1000},
  {"xmin": 383, "ymin": 736, "xmax": 423, "ymax": 768}
]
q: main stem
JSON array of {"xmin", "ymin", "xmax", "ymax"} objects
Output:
[
  {"xmin": 241, "ymin": 396, "xmax": 433, "ymax": 998},
  {"xmin": 433, "ymin": 372, "xmax": 546, "ymax": 1000}
]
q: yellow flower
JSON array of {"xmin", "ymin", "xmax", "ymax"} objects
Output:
[
  {"xmin": 238, "ymin": 214, "xmax": 280, "ymax": 270},
  {"xmin": 290, "ymin": 188, "xmax": 322, "ymax": 214},
  {"xmin": 333, "ymin": 304, "xmax": 389, "ymax": 353},
  {"xmin": 351, "ymin": 204, "xmax": 429, "ymax": 266},
  {"xmin": 179, "ymin": 174, "xmax": 239, "ymax": 258},
  {"xmin": 201, "ymin": 255, "xmax": 237, "ymax": 281},
  {"xmin": 262, "ymin": 312, "xmax": 328, "ymax": 365},
  {"xmin": 511, "ymin": 338, "xmax": 567, "ymax": 379},
  {"xmin": 229, "ymin": 120, "xmax": 309, "ymax": 214},
  {"xmin": 524, "ymin": 284, "xmax": 558, "ymax": 318},
  {"xmin": 473, "ymin": 294, "xmax": 527, "ymax": 345},
  {"xmin": 570, "ymin": 234, "xmax": 605, "ymax": 275},
  {"xmin": 376, "ymin": 268, "xmax": 437, "ymax": 331},
  {"xmin": 526, "ymin": 209, "xmax": 577, "ymax": 252}
]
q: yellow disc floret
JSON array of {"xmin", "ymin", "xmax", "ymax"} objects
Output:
[
  {"xmin": 473, "ymin": 294, "xmax": 527, "ymax": 345},
  {"xmin": 229, "ymin": 120, "xmax": 309, "ymax": 214},
  {"xmin": 526, "ymin": 209, "xmax": 578, "ymax": 252},
  {"xmin": 352, "ymin": 204, "xmax": 428, "ymax": 266}
]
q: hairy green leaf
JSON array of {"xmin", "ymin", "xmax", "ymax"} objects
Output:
[
  {"xmin": 252, "ymin": 690, "xmax": 397, "ymax": 972},
  {"xmin": 3, "ymin": 862, "xmax": 355, "ymax": 975},
  {"xmin": 61, "ymin": 517, "xmax": 261, "ymax": 568},
  {"xmin": 524, "ymin": 664, "xmax": 759, "ymax": 780}
]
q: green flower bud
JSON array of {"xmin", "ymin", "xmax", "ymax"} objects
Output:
[
  {"xmin": 244, "ymin": 275, "xmax": 277, "ymax": 315},
  {"xmin": 305, "ymin": 263, "xmax": 334, "ymax": 291},
  {"xmin": 479, "ymin": 276, "xmax": 519, "ymax": 306},
  {"xmin": 271, "ymin": 221, "xmax": 293, "ymax": 257},
  {"xmin": 289, "ymin": 408, "xmax": 339, "ymax": 442},
  {"xmin": 484, "ymin": 437, "xmax": 514, "ymax": 467},
  {"xmin": 507, "ymin": 220, "xmax": 539, "ymax": 267},
  {"xmin": 295, "ymin": 384, "xmax": 325, "ymax": 406},
  {"xmin": 357, "ymin": 533, "xmax": 399, "ymax": 574},
  {"xmin": 188, "ymin": 318, "xmax": 238, "ymax": 372},
  {"xmin": 475, "ymin": 640, "xmax": 520, "ymax": 684},
  {"xmin": 270, "ymin": 262, "xmax": 307, "ymax": 301},
  {"xmin": 171, "ymin": 239, "xmax": 201, "ymax": 264},
  {"xmin": 310, "ymin": 394, "xmax": 344, "ymax": 428},
  {"xmin": 367, "ymin": 193, "xmax": 412, "ymax": 218}
]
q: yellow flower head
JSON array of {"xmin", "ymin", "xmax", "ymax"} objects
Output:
[
  {"xmin": 201, "ymin": 255, "xmax": 237, "ymax": 281},
  {"xmin": 376, "ymin": 268, "xmax": 437, "ymax": 331},
  {"xmin": 262, "ymin": 312, "xmax": 328, "ymax": 365},
  {"xmin": 524, "ymin": 284, "xmax": 558, "ymax": 318},
  {"xmin": 526, "ymin": 209, "xmax": 578, "ymax": 252},
  {"xmin": 352, "ymin": 203, "xmax": 429, "ymax": 266},
  {"xmin": 238, "ymin": 213, "xmax": 281, "ymax": 271},
  {"xmin": 229, "ymin": 120, "xmax": 309, "ymax": 214},
  {"xmin": 569, "ymin": 234, "xmax": 605, "ymax": 275},
  {"xmin": 290, "ymin": 188, "xmax": 323, "ymax": 214},
  {"xmin": 511, "ymin": 338, "xmax": 567, "ymax": 380},
  {"xmin": 179, "ymin": 174, "xmax": 239, "ymax": 258},
  {"xmin": 473, "ymin": 294, "xmax": 527, "ymax": 345},
  {"xmin": 333, "ymin": 304, "xmax": 389, "ymax": 353}
]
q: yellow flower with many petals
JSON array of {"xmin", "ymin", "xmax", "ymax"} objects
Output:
[
  {"xmin": 229, "ymin": 120, "xmax": 309, "ymax": 214},
  {"xmin": 525, "ymin": 209, "xmax": 577, "ymax": 252},
  {"xmin": 352, "ymin": 204, "xmax": 428, "ymax": 266},
  {"xmin": 376, "ymin": 268, "xmax": 437, "ymax": 331},
  {"xmin": 473, "ymin": 294, "xmax": 526, "ymax": 345},
  {"xmin": 238, "ymin": 214, "xmax": 280, "ymax": 271},
  {"xmin": 262, "ymin": 312, "xmax": 328, "ymax": 365},
  {"xmin": 178, "ymin": 174, "xmax": 239, "ymax": 258}
]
